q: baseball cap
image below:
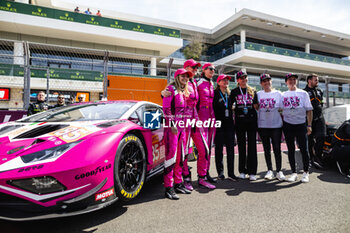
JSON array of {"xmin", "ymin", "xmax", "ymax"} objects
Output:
[
  {"xmin": 236, "ymin": 69, "xmax": 248, "ymax": 79},
  {"xmin": 183, "ymin": 59, "xmax": 201, "ymax": 69},
  {"xmin": 202, "ymin": 63, "xmax": 215, "ymax": 70},
  {"xmin": 174, "ymin": 68, "xmax": 193, "ymax": 78},
  {"xmin": 285, "ymin": 73, "xmax": 298, "ymax": 81},
  {"xmin": 260, "ymin": 73, "xmax": 271, "ymax": 82},
  {"xmin": 216, "ymin": 74, "xmax": 231, "ymax": 83}
]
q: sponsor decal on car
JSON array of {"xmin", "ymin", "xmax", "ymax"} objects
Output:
[
  {"xmin": 125, "ymin": 135, "xmax": 137, "ymax": 142},
  {"xmin": 120, "ymin": 181, "xmax": 143, "ymax": 199},
  {"xmin": 152, "ymin": 134, "xmax": 165, "ymax": 164},
  {"xmin": 50, "ymin": 126, "xmax": 99, "ymax": 143},
  {"xmin": 75, "ymin": 164, "xmax": 112, "ymax": 180},
  {"xmin": 18, "ymin": 164, "xmax": 44, "ymax": 172},
  {"xmin": 95, "ymin": 188, "xmax": 114, "ymax": 201}
]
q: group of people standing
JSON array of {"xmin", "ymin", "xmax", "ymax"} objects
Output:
[
  {"xmin": 27, "ymin": 91, "xmax": 86, "ymax": 115},
  {"xmin": 162, "ymin": 58, "xmax": 325, "ymax": 200}
]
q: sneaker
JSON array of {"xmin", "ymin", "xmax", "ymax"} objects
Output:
[
  {"xmin": 264, "ymin": 170, "xmax": 274, "ymax": 180},
  {"xmin": 249, "ymin": 175, "xmax": 257, "ymax": 181},
  {"xmin": 183, "ymin": 179, "xmax": 193, "ymax": 191},
  {"xmin": 287, "ymin": 173, "xmax": 298, "ymax": 182},
  {"xmin": 165, "ymin": 187, "xmax": 179, "ymax": 200},
  {"xmin": 276, "ymin": 171, "xmax": 286, "ymax": 181},
  {"xmin": 198, "ymin": 178, "xmax": 216, "ymax": 189},
  {"xmin": 174, "ymin": 183, "xmax": 191, "ymax": 194},
  {"xmin": 239, "ymin": 173, "xmax": 247, "ymax": 179},
  {"xmin": 301, "ymin": 172, "xmax": 309, "ymax": 183}
]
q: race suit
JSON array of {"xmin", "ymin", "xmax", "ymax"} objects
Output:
[
  {"xmin": 163, "ymin": 85, "xmax": 187, "ymax": 187},
  {"xmin": 27, "ymin": 101, "xmax": 50, "ymax": 115},
  {"xmin": 304, "ymin": 85, "xmax": 326, "ymax": 161},
  {"xmin": 196, "ymin": 77, "xmax": 216, "ymax": 175},
  {"xmin": 183, "ymin": 79, "xmax": 210, "ymax": 178}
]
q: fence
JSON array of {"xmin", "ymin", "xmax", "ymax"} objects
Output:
[{"xmin": 0, "ymin": 38, "xmax": 349, "ymax": 111}]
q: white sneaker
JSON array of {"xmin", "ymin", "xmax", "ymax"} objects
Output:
[
  {"xmin": 264, "ymin": 170, "xmax": 274, "ymax": 180},
  {"xmin": 301, "ymin": 172, "xmax": 309, "ymax": 183},
  {"xmin": 276, "ymin": 171, "xmax": 286, "ymax": 181},
  {"xmin": 287, "ymin": 173, "xmax": 298, "ymax": 182},
  {"xmin": 249, "ymin": 175, "xmax": 257, "ymax": 181},
  {"xmin": 239, "ymin": 173, "xmax": 247, "ymax": 179}
]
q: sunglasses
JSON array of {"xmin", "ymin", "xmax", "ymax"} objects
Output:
[
  {"xmin": 206, "ymin": 67, "xmax": 215, "ymax": 71},
  {"xmin": 78, "ymin": 97, "xmax": 83, "ymax": 99},
  {"xmin": 58, "ymin": 97, "xmax": 64, "ymax": 99},
  {"xmin": 191, "ymin": 66, "xmax": 198, "ymax": 69}
]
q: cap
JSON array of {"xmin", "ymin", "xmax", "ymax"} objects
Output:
[
  {"xmin": 183, "ymin": 59, "xmax": 201, "ymax": 69},
  {"xmin": 285, "ymin": 73, "xmax": 298, "ymax": 81},
  {"xmin": 216, "ymin": 74, "xmax": 231, "ymax": 83},
  {"xmin": 260, "ymin": 73, "xmax": 271, "ymax": 82},
  {"xmin": 202, "ymin": 63, "xmax": 215, "ymax": 70},
  {"xmin": 174, "ymin": 68, "xmax": 193, "ymax": 79},
  {"xmin": 236, "ymin": 69, "xmax": 247, "ymax": 79}
]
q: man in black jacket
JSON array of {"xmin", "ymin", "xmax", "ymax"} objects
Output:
[
  {"xmin": 27, "ymin": 91, "xmax": 50, "ymax": 115},
  {"xmin": 304, "ymin": 74, "xmax": 326, "ymax": 169},
  {"xmin": 52, "ymin": 94, "xmax": 66, "ymax": 108}
]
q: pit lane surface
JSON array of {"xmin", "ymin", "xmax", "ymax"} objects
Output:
[{"xmin": 1, "ymin": 152, "xmax": 349, "ymax": 233}]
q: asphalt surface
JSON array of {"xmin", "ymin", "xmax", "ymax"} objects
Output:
[{"xmin": 1, "ymin": 151, "xmax": 350, "ymax": 233}]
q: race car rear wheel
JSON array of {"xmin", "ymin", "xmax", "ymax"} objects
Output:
[{"xmin": 114, "ymin": 133, "xmax": 146, "ymax": 201}]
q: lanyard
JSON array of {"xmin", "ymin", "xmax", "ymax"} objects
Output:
[
  {"xmin": 239, "ymin": 87, "xmax": 248, "ymax": 107},
  {"xmin": 219, "ymin": 91, "xmax": 228, "ymax": 108}
]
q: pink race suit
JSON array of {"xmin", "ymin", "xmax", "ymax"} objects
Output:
[
  {"xmin": 163, "ymin": 85, "xmax": 187, "ymax": 188},
  {"xmin": 196, "ymin": 77, "xmax": 216, "ymax": 174},
  {"xmin": 183, "ymin": 79, "xmax": 210, "ymax": 178}
]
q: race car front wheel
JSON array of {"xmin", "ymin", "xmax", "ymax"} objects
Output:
[{"xmin": 114, "ymin": 133, "xmax": 146, "ymax": 201}]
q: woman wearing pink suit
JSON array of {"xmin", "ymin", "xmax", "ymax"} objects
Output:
[{"xmin": 163, "ymin": 68, "xmax": 192, "ymax": 200}]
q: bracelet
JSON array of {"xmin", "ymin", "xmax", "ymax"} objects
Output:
[{"xmin": 307, "ymin": 125, "xmax": 311, "ymax": 127}]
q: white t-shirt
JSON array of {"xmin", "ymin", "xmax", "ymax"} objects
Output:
[
  {"xmin": 257, "ymin": 90, "xmax": 283, "ymax": 128},
  {"xmin": 281, "ymin": 89, "xmax": 313, "ymax": 125}
]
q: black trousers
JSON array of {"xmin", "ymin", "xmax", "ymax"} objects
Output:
[
  {"xmin": 258, "ymin": 128, "xmax": 282, "ymax": 172},
  {"xmin": 235, "ymin": 122, "xmax": 257, "ymax": 175},
  {"xmin": 308, "ymin": 118, "xmax": 326, "ymax": 161},
  {"xmin": 283, "ymin": 121, "xmax": 309, "ymax": 173},
  {"xmin": 214, "ymin": 129, "xmax": 235, "ymax": 177}
]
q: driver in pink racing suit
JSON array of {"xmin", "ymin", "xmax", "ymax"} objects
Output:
[
  {"xmin": 163, "ymin": 68, "xmax": 193, "ymax": 200},
  {"xmin": 196, "ymin": 63, "xmax": 217, "ymax": 185},
  {"xmin": 183, "ymin": 59, "xmax": 215, "ymax": 190}
]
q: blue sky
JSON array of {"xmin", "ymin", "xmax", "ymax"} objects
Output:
[{"xmin": 65, "ymin": 0, "xmax": 350, "ymax": 34}]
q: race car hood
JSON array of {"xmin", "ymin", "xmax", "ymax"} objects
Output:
[{"xmin": 0, "ymin": 120, "xmax": 131, "ymax": 167}]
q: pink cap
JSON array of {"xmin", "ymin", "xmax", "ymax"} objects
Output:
[
  {"xmin": 183, "ymin": 59, "xmax": 201, "ymax": 68},
  {"xmin": 216, "ymin": 74, "xmax": 231, "ymax": 83},
  {"xmin": 174, "ymin": 68, "xmax": 193, "ymax": 79},
  {"xmin": 202, "ymin": 63, "xmax": 215, "ymax": 70}
]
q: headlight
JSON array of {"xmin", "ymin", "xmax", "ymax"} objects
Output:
[
  {"xmin": 8, "ymin": 176, "xmax": 66, "ymax": 194},
  {"xmin": 21, "ymin": 141, "xmax": 81, "ymax": 163}
]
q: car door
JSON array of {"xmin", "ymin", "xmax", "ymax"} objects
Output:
[{"xmin": 137, "ymin": 104, "xmax": 165, "ymax": 167}]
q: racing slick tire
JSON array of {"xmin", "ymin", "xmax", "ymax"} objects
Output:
[{"xmin": 114, "ymin": 133, "xmax": 147, "ymax": 202}]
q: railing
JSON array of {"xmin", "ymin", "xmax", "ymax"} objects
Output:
[
  {"xmin": 245, "ymin": 42, "xmax": 350, "ymax": 66},
  {"xmin": 0, "ymin": 0, "xmax": 180, "ymax": 38},
  {"xmin": 0, "ymin": 63, "xmax": 166, "ymax": 82}
]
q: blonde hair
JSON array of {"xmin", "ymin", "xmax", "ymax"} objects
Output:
[
  {"xmin": 170, "ymin": 75, "xmax": 190, "ymax": 97},
  {"xmin": 237, "ymin": 83, "xmax": 255, "ymax": 99},
  {"xmin": 215, "ymin": 85, "xmax": 230, "ymax": 95}
]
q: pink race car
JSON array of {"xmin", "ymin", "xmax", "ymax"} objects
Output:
[{"xmin": 0, "ymin": 101, "xmax": 165, "ymax": 221}]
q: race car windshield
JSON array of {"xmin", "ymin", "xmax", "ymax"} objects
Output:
[{"xmin": 18, "ymin": 102, "xmax": 136, "ymax": 122}]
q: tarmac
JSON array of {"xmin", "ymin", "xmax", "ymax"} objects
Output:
[{"xmin": 1, "ymin": 150, "xmax": 349, "ymax": 233}]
